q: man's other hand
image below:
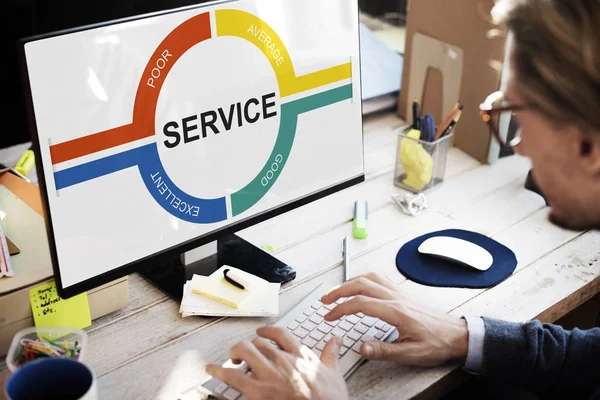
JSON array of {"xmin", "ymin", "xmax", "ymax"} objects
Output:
[{"xmin": 321, "ymin": 272, "xmax": 468, "ymax": 367}]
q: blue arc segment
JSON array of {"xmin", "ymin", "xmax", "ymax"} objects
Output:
[
  {"xmin": 136, "ymin": 144, "xmax": 227, "ymax": 223},
  {"xmin": 53, "ymin": 144, "xmax": 227, "ymax": 223}
]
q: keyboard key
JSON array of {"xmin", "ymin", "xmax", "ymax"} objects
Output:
[
  {"xmin": 343, "ymin": 337, "xmax": 355, "ymax": 348},
  {"xmin": 214, "ymin": 382, "xmax": 229, "ymax": 394},
  {"xmin": 361, "ymin": 327, "xmax": 379, "ymax": 343},
  {"xmin": 287, "ymin": 322, "xmax": 299, "ymax": 331},
  {"xmin": 239, "ymin": 396, "xmax": 248, "ymax": 400},
  {"xmin": 354, "ymin": 324, "xmax": 368, "ymax": 334},
  {"xmin": 223, "ymin": 387, "xmax": 241, "ymax": 400},
  {"xmin": 304, "ymin": 308, "xmax": 315, "ymax": 316},
  {"xmin": 381, "ymin": 323, "xmax": 392, "ymax": 332},
  {"xmin": 335, "ymin": 297, "xmax": 346, "ymax": 305},
  {"xmin": 323, "ymin": 303, "xmax": 336, "ymax": 310},
  {"xmin": 375, "ymin": 321, "xmax": 385, "ymax": 330},
  {"xmin": 347, "ymin": 330, "xmax": 362, "ymax": 341},
  {"xmin": 331, "ymin": 328, "xmax": 345, "ymax": 337},
  {"xmin": 316, "ymin": 341, "xmax": 326, "ymax": 351},
  {"xmin": 345, "ymin": 315, "xmax": 360, "ymax": 325},
  {"xmin": 310, "ymin": 330, "xmax": 326, "ymax": 341},
  {"xmin": 313, "ymin": 348, "xmax": 322, "ymax": 358},
  {"xmin": 309, "ymin": 314, "xmax": 323, "ymax": 325},
  {"xmin": 311, "ymin": 301, "xmax": 322, "ymax": 309},
  {"xmin": 324, "ymin": 319, "xmax": 340, "ymax": 327},
  {"xmin": 338, "ymin": 321, "xmax": 354, "ymax": 331},
  {"xmin": 361, "ymin": 316, "xmax": 377, "ymax": 327},
  {"xmin": 356, "ymin": 312, "xmax": 365, "ymax": 318},
  {"xmin": 296, "ymin": 314, "xmax": 308, "ymax": 324},
  {"xmin": 339, "ymin": 348, "xmax": 363, "ymax": 372},
  {"xmin": 375, "ymin": 331, "xmax": 385, "ymax": 340},
  {"xmin": 351, "ymin": 341, "xmax": 363, "ymax": 353},
  {"xmin": 293, "ymin": 327, "xmax": 310, "ymax": 339},
  {"xmin": 323, "ymin": 334, "xmax": 333, "ymax": 343},
  {"xmin": 339, "ymin": 346, "xmax": 349, "ymax": 356},
  {"xmin": 317, "ymin": 323, "xmax": 332, "ymax": 334},
  {"xmin": 301, "ymin": 337, "xmax": 318, "ymax": 348},
  {"xmin": 316, "ymin": 308, "xmax": 329, "ymax": 317},
  {"xmin": 301, "ymin": 321, "xmax": 317, "ymax": 331}
]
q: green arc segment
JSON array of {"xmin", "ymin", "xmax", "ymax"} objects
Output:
[{"xmin": 230, "ymin": 84, "xmax": 353, "ymax": 216}]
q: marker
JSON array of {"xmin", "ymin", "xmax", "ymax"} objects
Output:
[
  {"xmin": 223, "ymin": 268, "xmax": 249, "ymax": 290},
  {"xmin": 15, "ymin": 146, "xmax": 35, "ymax": 176},
  {"xmin": 353, "ymin": 200, "xmax": 368, "ymax": 239}
]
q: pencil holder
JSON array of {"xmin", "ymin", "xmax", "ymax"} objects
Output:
[
  {"xmin": 6, "ymin": 326, "xmax": 88, "ymax": 372},
  {"xmin": 394, "ymin": 125, "xmax": 453, "ymax": 193}
]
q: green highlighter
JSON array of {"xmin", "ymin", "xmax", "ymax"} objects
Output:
[{"xmin": 353, "ymin": 200, "xmax": 368, "ymax": 239}]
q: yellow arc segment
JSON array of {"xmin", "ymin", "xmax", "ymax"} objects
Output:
[{"xmin": 215, "ymin": 8, "xmax": 352, "ymax": 98}]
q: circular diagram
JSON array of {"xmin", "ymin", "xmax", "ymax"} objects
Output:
[{"xmin": 49, "ymin": 9, "xmax": 353, "ymax": 224}]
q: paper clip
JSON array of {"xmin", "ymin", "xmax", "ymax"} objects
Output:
[{"xmin": 392, "ymin": 193, "xmax": 428, "ymax": 216}]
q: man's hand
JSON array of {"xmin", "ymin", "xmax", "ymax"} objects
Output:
[
  {"xmin": 321, "ymin": 273, "xmax": 468, "ymax": 367},
  {"xmin": 206, "ymin": 326, "xmax": 348, "ymax": 400}
]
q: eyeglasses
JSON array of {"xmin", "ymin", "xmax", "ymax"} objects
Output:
[{"xmin": 479, "ymin": 91, "xmax": 526, "ymax": 149}]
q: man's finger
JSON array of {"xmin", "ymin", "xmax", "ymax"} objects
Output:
[
  {"xmin": 206, "ymin": 364, "xmax": 257, "ymax": 393},
  {"xmin": 252, "ymin": 337, "xmax": 295, "ymax": 371},
  {"xmin": 349, "ymin": 272, "xmax": 397, "ymax": 291},
  {"xmin": 360, "ymin": 341, "xmax": 415, "ymax": 364},
  {"xmin": 324, "ymin": 296, "xmax": 399, "ymax": 325},
  {"xmin": 229, "ymin": 340, "xmax": 279, "ymax": 380},
  {"xmin": 321, "ymin": 277, "xmax": 396, "ymax": 305},
  {"xmin": 257, "ymin": 326, "xmax": 301, "ymax": 355},
  {"xmin": 320, "ymin": 335, "xmax": 342, "ymax": 369}
]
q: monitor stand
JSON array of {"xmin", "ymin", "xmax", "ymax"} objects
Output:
[{"xmin": 138, "ymin": 234, "xmax": 296, "ymax": 301}]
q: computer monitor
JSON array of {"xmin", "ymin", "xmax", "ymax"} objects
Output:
[{"xmin": 19, "ymin": 0, "xmax": 365, "ymax": 299}]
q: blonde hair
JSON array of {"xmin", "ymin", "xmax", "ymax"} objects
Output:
[{"xmin": 492, "ymin": 0, "xmax": 600, "ymax": 133}]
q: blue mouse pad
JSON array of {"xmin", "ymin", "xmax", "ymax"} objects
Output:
[{"xmin": 396, "ymin": 229, "xmax": 518, "ymax": 288}]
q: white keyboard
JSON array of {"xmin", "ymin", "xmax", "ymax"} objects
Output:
[{"xmin": 181, "ymin": 284, "xmax": 397, "ymax": 400}]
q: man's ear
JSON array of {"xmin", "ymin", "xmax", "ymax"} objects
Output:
[{"xmin": 579, "ymin": 134, "xmax": 600, "ymax": 176}]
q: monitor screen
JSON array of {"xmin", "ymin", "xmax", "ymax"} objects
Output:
[{"xmin": 21, "ymin": 0, "xmax": 364, "ymax": 296}]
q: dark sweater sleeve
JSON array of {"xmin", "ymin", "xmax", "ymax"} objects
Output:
[{"xmin": 481, "ymin": 317, "xmax": 600, "ymax": 396}]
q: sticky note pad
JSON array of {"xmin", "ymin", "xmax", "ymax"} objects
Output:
[
  {"xmin": 191, "ymin": 266, "xmax": 255, "ymax": 309},
  {"xmin": 29, "ymin": 281, "xmax": 92, "ymax": 329}
]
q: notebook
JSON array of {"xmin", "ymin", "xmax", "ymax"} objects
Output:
[{"xmin": 179, "ymin": 266, "xmax": 280, "ymax": 318}]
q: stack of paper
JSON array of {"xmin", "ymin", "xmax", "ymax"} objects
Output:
[{"xmin": 179, "ymin": 266, "xmax": 280, "ymax": 318}]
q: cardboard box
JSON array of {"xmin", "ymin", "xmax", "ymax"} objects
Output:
[
  {"xmin": 398, "ymin": 0, "xmax": 507, "ymax": 163},
  {"xmin": 0, "ymin": 170, "xmax": 128, "ymax": 355}
]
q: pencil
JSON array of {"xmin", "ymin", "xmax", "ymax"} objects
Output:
[
  {"xmin": 435, "ymin": 102, "xmax": 460, "ymax": 141},
  {"xmin": 440, "ymin": 109, "xmax": 463, "ymax": 138}
]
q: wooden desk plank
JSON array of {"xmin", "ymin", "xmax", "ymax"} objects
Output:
[{"xmin": 266, "ymin": 156, "xmax": 531, "ymax": 287}]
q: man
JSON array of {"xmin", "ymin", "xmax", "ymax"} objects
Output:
[{"xmin": 206, "ymin": 0, "xmax": 600, "ymax": 398}]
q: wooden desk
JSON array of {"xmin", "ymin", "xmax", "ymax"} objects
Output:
[{"xmin": 2, "ymin": 111, "xmax": 599, "ymax": 399}]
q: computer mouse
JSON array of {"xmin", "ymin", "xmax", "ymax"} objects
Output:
[{"xmin": 418, "ymin": 236, "xmax": 493, "ymax": 271}]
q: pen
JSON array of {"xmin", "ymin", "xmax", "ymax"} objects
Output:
[
  {"xmin": 412, "ymin": 99, "xmax": 420, "ymax": 130},
  {"xmin": 342, "ymin": 236, "xmax": 350, "ymax": 282},
  {"xmin": 223, "ymin": 268, "xmax": 249, "ymax": 290}
]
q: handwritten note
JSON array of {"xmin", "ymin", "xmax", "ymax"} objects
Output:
[{"xmin": 29, "ymin": 281, "xmax": 91, "ymax": 329}]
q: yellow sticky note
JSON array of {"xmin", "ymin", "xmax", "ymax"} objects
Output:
[{"xmin": 29, "ymin": 282, "xmax": 92, "ymax": 329}]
